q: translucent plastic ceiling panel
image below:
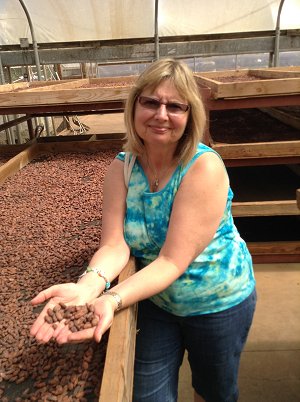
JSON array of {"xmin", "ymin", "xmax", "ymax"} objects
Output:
[
  {"xmin": 159, "ymin": 0, "xmax": 300, "ymax": 35},
  {"xmin": 0, "ymin": 0, "xmax": 154, "ymax": 45},
  {"xmin": 0, "ymin": 0, "xmax": 299, "ymax": 45}
]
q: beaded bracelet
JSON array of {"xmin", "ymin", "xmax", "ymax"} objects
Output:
[{"xmin": 80, "ymin": 266, "xmax": 111, "ymax": 290}]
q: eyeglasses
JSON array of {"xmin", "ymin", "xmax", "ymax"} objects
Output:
[{"xmin": 138, "ymin": 96, "xmax": 190, "ymax": 115}]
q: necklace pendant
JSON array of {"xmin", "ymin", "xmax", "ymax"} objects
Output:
[{"xmin": 153, "ymin": 178, "xmax": 159, "ymax": 191}]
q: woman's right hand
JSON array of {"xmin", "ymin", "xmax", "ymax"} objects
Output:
[{"xmin": 30, "ymin": 282, "xmax": 99, "ymax": 343}]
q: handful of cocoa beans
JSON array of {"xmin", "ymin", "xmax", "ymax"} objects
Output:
[{"xmin": 44, "ymin": 302, "xmax": 99, "ymax": 332}]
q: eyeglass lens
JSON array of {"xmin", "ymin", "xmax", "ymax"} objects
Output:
[{"xmin": 138, "ymin": 96, "xmax": 189, "ymax": 114}]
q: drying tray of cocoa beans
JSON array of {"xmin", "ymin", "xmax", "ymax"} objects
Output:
[
  {"xmin": 194, "ymin": 68, "xmax": 300, "ymax": 99},
  {"xmin": 209, "ymin": 108, "xmax": 300, "ymax": 144},
  {"xmin": 0, "ymin": 76, "xmax": 137, "ymax": 109},
  {"xmin": 208, "ymin": 108, "xmax": 300, "ymax": 163},
  {"xmin": 0, "ymin": 137, "xmax": 137, "ymax": 402}
]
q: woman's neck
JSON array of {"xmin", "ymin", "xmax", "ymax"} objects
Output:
[
  {"xmin": 143, "ymin": 144, "xmax": 177, "ymax": 170},
  {"xmin": 141, "ymin": 146, "xmax": 179, "ymax": 192}
]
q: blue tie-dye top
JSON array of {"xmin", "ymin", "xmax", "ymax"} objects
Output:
[{"xmin": 116, "ymin": 143, "xmax": 255, "ymax": 316}]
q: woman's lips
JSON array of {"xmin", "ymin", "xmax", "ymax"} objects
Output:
[{"xmin": 149, "ymin": 126, "xmax": 169, "ymax": 134}]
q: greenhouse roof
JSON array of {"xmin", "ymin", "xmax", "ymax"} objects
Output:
[{"xmin": 0, "ymin": 0, "xmax": 299, "ymax": 45}]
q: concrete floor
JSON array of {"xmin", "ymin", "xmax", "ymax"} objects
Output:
[{"xmin": 178, "ymin": 263, "xmax": 300, "ymax": 402}]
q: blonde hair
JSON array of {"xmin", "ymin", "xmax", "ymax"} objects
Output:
[{"xmin": 123, "ymin": 58, "xmax": 206, "ymax": 165}]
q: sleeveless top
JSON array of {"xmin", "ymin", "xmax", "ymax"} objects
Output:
[{"xmin": 116, "ymin": 143, "xmax": 255, "ymax": 316}]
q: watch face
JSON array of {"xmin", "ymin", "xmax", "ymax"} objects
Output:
[{"xmin": 105, "ymin": 291, "xmax": 122, "ymax": 311}]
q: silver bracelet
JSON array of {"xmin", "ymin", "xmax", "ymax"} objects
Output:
[
  {"xmin": 102, "ymin": 291, "xmax": 122, "ymax": 312},
  {"xmin": 79, "ymin": 266, "xmax": 111, "ymax": 290}
]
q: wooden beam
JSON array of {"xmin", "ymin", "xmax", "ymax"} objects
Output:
[
  {"xmin": 99, "ymin": 257, "xmax": 137, "ymax": 402},
  {"xmin": 0, "ymin": 115, "xmax": 32, "ymax": 132},
  {"xmin": 250, "ymin": 69, "xmax": 300, "ymax": 79},
  {"xmin": 212, "ymin": 140, "xmax": 300, "ymax": 159},
  {"xmin": 232, "ymin": 200, "xmax": 300, "ymax": 217},
  {"xmin": 247, "ymin": 241, "xmax": 300, "ymax": 255},
  {"xmin": 0, "ymin": 85, "xmax": 131, "ymax": 108},
  {"xmin": 206, "ymin": 94, "xmax": 300, "ymax": 110},
  {"xmin": 251, "ymin": 253, "xmax": 300, "ymax": 264},
  {"xmin": 0, "ymin": 143, "xmax": 38, "ymax": 185},
  {"xmin": 248, "ymin": 241, "xmax": 300, "ymax": 263}
]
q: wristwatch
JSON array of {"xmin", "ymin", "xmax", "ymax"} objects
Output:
[{"xmin": 102, "ymin": 291, "xmax": 122, "ymax": 312}]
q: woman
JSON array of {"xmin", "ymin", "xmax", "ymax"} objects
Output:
[{"xmin": 30, "ymin": 58, "xmax": 256, "ymax": 402}]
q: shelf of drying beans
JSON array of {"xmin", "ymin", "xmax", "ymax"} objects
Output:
[
  {"xmin": 0, "ymin": 77, "xmax": 136, "ymax": 116},
  {"xmin": 195, "ymin": 67, "xmax": 300, "ymax": 263},
  {"xmin": 0, "ymin": 137, "xmax": 136, "ymax": 402}
]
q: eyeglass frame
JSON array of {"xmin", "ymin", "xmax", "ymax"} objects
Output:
[{"xmin": 137, "ymin": 95, "xmax": 190, "ymax": 115}]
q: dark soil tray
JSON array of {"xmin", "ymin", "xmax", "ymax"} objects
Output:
[
  {"xmin": 275, "ymin": 106, "xmax": 300, "ymax": 117},
  {"xmin": 209, "ymin": 108, "xmax": 300, "ymax": 143},
  {"xmin": 235, "ymin": 215, "xmax": 300, "ymax": 242},
  {"xmin": 228, "ymin": 164, "xmax": 300, "ymax": 202}
]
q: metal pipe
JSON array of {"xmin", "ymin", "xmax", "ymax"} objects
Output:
[
  {"xmin": 18, "ymin": 1, "xmax": 51, "ymax": 135},
  {"xmin": 18, "ymin": 0, "xmax": 42, "ymax": 80},
  {"xmin": 154, "ymin": 0, "xmax": 159, "ymax": 60},
  {"xmin": 2, "ymin": 115, "xmax": 15, "ymax": 144},
  {"xmin": 0, "ymin": 55, "xmax": 15, "ymax": 143},
  {"xmin": 274, "ymin": 0, "xmax": 285, "ymax": 67},
  {"xmin": 0, "ymin": 54, "xmax": 5, "ymax": 84}
]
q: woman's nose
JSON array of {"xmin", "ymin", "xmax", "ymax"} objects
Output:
[{"xmin": 154, "ymin": 104, "xmax": 168, "ymax": 119}]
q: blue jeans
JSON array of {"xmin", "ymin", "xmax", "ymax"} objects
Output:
[{"xmin": 133, "ymin": 289, "xmax": 257, "ymax": 402}]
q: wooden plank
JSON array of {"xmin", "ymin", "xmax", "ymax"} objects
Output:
[
  {"xmin": 0, "ymin": 142, "xmax": 38, "ymax": 185},
  {"xmin": 0, "ymin": 86, "xmax": 132, "ymax": 107},
  {"xmin": 99, "ymin": 257, "xmax": 137, "ymax": 402},
  {"xmin": 21, "ymin": 79, "xmax": 87, "ymax": 91},
  {"xmin": 0, "ymin": 77, "xmax": 136, "ymax": 107},
  {"xmin": 247, "ymin": 241, "xmax": 300, "ymax": 256},
  {"xmin": 0, "ymin": 80, "xmax": 71, "ymax": 93},
  {"xmin": 215, "ymin": 77, "xmax": 300, "ymax": 99},
  {"xmin": 195, "ymin": 68, "xmax": 300, "ymax": 99},
  {"xmin": 259, "ymin": 107, "xmax": 300, "ymax": 130},
  {"xmin": 251, "ymin": 253, "xmax": 300, "ymax": 264},
  {"xmin": 232, "ymin": 200, "xmax": 300, "ymax": 217},
  {"xmin": 0, "ymin": 82, "xmax": 30, "ymax": 92},
  {"xmin": 249, "ymin": 69, "xmax": 300, "ymax": 79},
  {"xmin": 212, "ymin": 140, "xmax": 300, "ymax": 159},
  {"xmin": 24, "ymin": 77, "xmax": 136, "ymax": 92},
  {"xmin": 195, "ymin": 69, "xmax": 251, "ymax": 79},
  {"xmin": 254, "ymin": 66, "xmax": 300, "ymax": 73}
]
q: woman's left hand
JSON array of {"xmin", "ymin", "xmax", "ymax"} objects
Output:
[{"xmin": 55, "ymin": 295, "xmax": 117, "ymax": 344}]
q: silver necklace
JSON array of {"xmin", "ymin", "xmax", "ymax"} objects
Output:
[{"xmin": 146, "ymin": 154, "xmax": 174, "ymax": 192}]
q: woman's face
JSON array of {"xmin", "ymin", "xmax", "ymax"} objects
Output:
[{"xmin": 134, "ymin": 79, "xmax": 190, "ymax": 149}]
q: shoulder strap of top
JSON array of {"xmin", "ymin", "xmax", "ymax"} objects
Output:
[{"xmin": 124, "ymin": 152, "xmax": 137, "ymax": 189}]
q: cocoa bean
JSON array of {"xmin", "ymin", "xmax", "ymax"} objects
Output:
[{"xmin": 44, "ymin": 316, "xmax": 53, "ymax": 324}]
